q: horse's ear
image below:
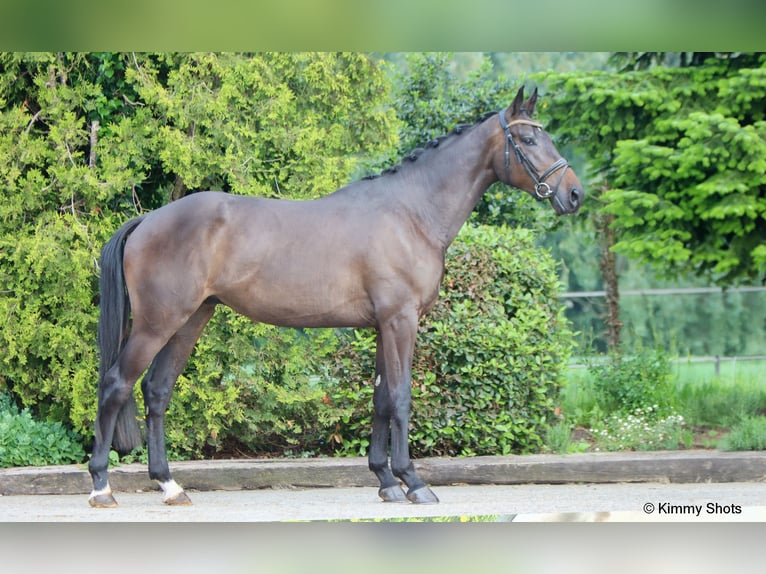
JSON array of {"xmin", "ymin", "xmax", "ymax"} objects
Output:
[
  {"xmin": 510, "ymin": 86, "xmax": 525, "ymax": 117},
  {"xmin": 525, "ymin": 87, "xmax": 538, "ymax": 116}
]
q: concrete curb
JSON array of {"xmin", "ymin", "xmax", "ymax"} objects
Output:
[{"xmin": 1, "ymin": 451, "xmax": 765, "ymax": 496}]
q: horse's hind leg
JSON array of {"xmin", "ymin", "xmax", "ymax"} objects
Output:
[
  {"xmin": 142, "ymin": 302, "xmax": 216, "ymax": 505},
  {"xmin": 88, "ymin": 330, "xmax": 171, "ymax": 508}
]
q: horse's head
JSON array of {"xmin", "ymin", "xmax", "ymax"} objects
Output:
[{"xmin": 494, "ymin": 86, "xmax": 583, "ymax": 215}]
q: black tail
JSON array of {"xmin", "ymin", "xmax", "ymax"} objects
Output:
[{"xmin": 97, "ymin": 215, "xmax": 146, "ymax": 454}]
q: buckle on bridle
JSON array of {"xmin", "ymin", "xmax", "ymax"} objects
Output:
[{"xmin": 534, "ymin": 182, "xmax": 554, "ymax": 200}]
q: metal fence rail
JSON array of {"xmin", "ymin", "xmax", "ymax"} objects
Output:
[
  {"xmin": 560, "ymin": 286, "xmax": 766, "ymax": 299},
  {"xmin": 569, "ymin": 355, "xmax": 766, "ymax": 375},
  {"xmin": 672, "ymin": 355, "xmax": 766, "ymax": 376}
]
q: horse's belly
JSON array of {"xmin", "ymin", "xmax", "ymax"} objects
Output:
[
  {"xmin": 219, "ymin": 279, "xmax": 376, "ymax": 329},
  {"xmin": 231, "ymin": 300, "xmax": 376, "ymax": 329}
]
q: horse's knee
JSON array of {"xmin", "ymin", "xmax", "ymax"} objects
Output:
[{"xmin": 99, "ymin": 370, "xmax": 133, "ymax": 409}]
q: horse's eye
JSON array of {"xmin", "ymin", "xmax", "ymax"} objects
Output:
[{"xmin": 522, "ymin": 137, "xmax": 535, "ymax": 146}]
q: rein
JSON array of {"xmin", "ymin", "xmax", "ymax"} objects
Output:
[{"xmin": 498, "ymin": 112, "xmax": 570, "ymax": 201}]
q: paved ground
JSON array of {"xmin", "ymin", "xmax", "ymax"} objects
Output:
[
  {"xmin": 3, "ymin": 453, "xmax": 763, "ymax": 574},
  {"xmin": 2, "ymin": 481, "xmax": 765, "ymax": 521},
  {"xmin": 2, "ymin": 451, "xmax": 765, "ymax": 521}
]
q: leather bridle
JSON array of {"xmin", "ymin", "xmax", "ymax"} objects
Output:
[{"xmin": 498, "ymin": 111, "xmax": 570, "ymax": 201}]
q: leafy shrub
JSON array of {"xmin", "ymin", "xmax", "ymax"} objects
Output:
[
  {"xmin": 577, "ymin": 349, "xmax": 692, "ymax": 452},
  {"xmin": 589, "ymin": 349, "xmax": 676, "ymax": 418},
  {"xmin": 162, "ymin": 308, "xmax": 351, "ymax": 459},
  {"xmin": 0, "ymin": 393, "xmax": 86, "ymax": 467},
  {"xmin": 330, "ymin": 224, "xmax": 574, "ymax": 457},
  {"xmin": 0, "ymin": 212, "xmax": 114, "ymax": 438},
  {"xmin": 218, "ymin": 322, "xmax": 352, "ymax": 457}
]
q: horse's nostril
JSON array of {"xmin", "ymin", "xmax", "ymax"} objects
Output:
[{"xmin": 570, "ymin": 187, "xmax": 581, "ymax": 206}]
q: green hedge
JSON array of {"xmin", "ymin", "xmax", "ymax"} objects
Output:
[
  {"xmin": 165, "ymin": 310, "xmax": 351, "ymax": 458},
  {"xmin": 0, "ymin": 212, "xmax": 114, "ymax": 437}
]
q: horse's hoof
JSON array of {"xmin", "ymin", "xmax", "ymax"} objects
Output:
[
  {"xmin": 163, "ymin": 491, "xmax": 193, "ymax": 506},
  {"xmin": 89, "ymin": 493, "xmax": 119, "ymax": 508},
  {"xmin": 407, "ymin": 486, "xmax": 439, "ymax": 504},
  {"xmin": 378, "ymin": 484, "xmax": 408, "ymax": 503}
]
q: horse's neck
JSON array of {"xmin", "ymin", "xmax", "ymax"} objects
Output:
[{"xmin": 403, "ymin": 120, "xmax": 498, "ymax": 250}]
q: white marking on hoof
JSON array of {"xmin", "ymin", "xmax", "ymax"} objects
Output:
[
  {"xmin": 159, "ymin": 479, "xmax": 185, "ymax": 502},
  {"xmin": 89, "ymin": 485, "xmax": 112, "ymax": 500},
  {"xmin": 374, "ymin": 374, "xmax": 381, "ymax": 387}
]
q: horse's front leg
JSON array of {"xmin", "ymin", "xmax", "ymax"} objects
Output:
[
  {"xmin": 376, "ymin": 311, "xmax": 439, "ymax": 504},
  {"xmin": 369, "ymin": 333, "xmax": 408, "ymax": 502}
]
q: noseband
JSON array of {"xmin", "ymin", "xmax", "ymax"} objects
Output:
[{"xmin": 498, "ymin": 111, "xmax": 570, "ymax": 201}]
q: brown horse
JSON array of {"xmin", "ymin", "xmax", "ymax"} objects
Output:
[{"xmin": 88, "ymin": 86, "xmax": 583, "ymax": 507}]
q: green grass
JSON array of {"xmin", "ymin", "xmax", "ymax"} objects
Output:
[
  {"xmin": 718, "ymin": 416, "xmax": 766, "ymax": 451},
  {"xmin": 673, "ymin": 359, "xmax": 766, "ymax": 428},
  {"xmin": 543, "ymin": 419, "xmax": 590, "ymax": 454},
  {"xmin": 550, "ymin": 357, "xmax": 766, "ymax": 453},
  {"xmin": 672, "ymin": 358, "xmax": 765, "ymax": 385},
  {"xmin": 558, "ymin": 368, "xmax": 602, "ymax": 428}
]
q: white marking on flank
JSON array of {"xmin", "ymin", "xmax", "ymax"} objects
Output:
[{"xmin": 374, "ymin": 375, "xmax": 381, "ymax": 387}]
